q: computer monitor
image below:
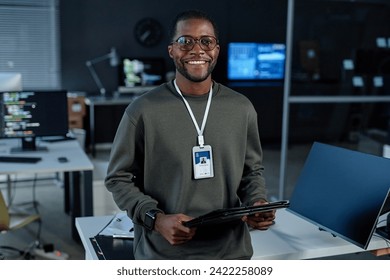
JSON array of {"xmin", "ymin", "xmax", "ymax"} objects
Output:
[
  {"xmin": 119, "ymin": 57, "xmax": 165, "ymax": 88},
  {"xmin": 227, "ymin": 42, "xmax": 286, "ymax": 81},
  {"xmin": 0, "ymin": 73, "xmax": 22, "ymax": 92},
  {"xmin": 0, "ymin": 90, "xmax": 69, "ymax": 152},
  {"xmin": 287, "ymin": 142, "xmax": 390, "ymax": 250}
]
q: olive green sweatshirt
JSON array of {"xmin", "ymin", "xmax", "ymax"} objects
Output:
[{"xmin": 105, "ymin": 81, "xmax": 267, "ymax": 259}]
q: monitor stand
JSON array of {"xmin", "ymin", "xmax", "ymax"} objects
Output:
[{"xmin": 10, "ymin": 137, "xmax": 48, "ymax": 153}]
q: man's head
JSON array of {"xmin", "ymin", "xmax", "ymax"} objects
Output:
[
  {"xmin": 168, "ymin": 10, "xmax": 219, "ymax": 43},
  {"xmin": 168, "ymin": 10, "xmax": 220, "ymax": 84}
]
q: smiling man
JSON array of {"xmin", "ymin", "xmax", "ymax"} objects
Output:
[
  {"xmin": 105, "ymin": 9, "xmax": 274, "ymax": 260},
  {"xmin": 168, "ymin": 15, "xmax": 219, "ymax": 85}
]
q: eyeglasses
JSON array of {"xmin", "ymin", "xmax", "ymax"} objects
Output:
[{"xmin": 172, "ymin": 35, "xmax": 219, "ymax": 51}]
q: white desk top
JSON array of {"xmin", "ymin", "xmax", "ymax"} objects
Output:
[
  {"xmin": 0, "ymin": 138, "xmax": 93, "ymax": 174},
  {"xmin": 251, "ymin": 209, "xmax": 388, "ymax": 259},
  {"xmin": 76, "ymin": 214, "xmax": 113, "ymax": 260},
  {"xmin": 76, "ymin": 209, "xmax": 389, "ymax": 260}
]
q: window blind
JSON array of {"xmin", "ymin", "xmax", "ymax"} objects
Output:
[{"xmin": 0, "ymin": 0, "xmax": 60, "ymax": 90}]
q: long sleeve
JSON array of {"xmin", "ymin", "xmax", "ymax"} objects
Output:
[
  {"xmin": 238, "ymin": 106, "xmax": 268, "ymax": 206},
  {"xmin": 105, "ymin": 109, "xmax": 159, "ymax": 225}
]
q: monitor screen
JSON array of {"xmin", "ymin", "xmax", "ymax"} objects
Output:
[
  {"xmin": 0, "ymin": 90, "xmax": 69, "ymax": 152},
  {"xmin": 227, "ymin": 42, "xmax": 286, "ymax": 81},
  {"xmin": 0, "ymin": 73, "xmax": 22, "ymax": 92},
  {"xmin": 119, "ymin": 57, "xmax": 165, "ymax": 87},
  {"xmin": 287, "ymin": 142, "xmax": 390, "ymax": 250}
]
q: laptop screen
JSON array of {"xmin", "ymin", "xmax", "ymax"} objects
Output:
[{"xmin": 287, "ymin": 142, "xmax": 390, "ymax": 249}]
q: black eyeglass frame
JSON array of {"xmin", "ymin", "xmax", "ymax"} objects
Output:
[{"xmin": 171, "ymin": 35, "xmax": 219, "ymax": 51}]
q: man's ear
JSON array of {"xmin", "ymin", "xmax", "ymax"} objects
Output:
[
  {"xmin": 168, "ymin": 45, "xmax": 174, "ymax": 58},
  {"xmin": 214, "ymin": 44, "xmax": 220, "ymax": 57}
]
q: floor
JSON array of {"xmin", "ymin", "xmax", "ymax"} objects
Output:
[{"xmin": 0, "ymin": 142, "xmax": 389, "ymax": 260}]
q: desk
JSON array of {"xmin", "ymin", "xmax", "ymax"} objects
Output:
[
  {"xmin": 76, "ymin": 209, "xmax": 389, "ymax": 260},
  {"xmin": 76, "ymin": 214, "xmax": 130, "ymax": 260},
  {"xmin": 250, "ymin": 209, "xmax": 388, "ymax": 259},
  {"xmin": 0, "ymin": 139, "xmax": 94, "ymax": 240}
]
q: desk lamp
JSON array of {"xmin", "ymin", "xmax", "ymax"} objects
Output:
[{"xmin": 85, "ymin": 47, "xmax": 119, "ymax": 96}]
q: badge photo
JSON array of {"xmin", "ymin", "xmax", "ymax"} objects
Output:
[{"xmin": 192, "ymin": 145, "xmax": 214, "ymax": 179}]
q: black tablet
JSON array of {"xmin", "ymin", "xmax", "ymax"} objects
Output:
[{"xmin": 183, "ymin": 200, "xmax": 289, "ymax": 228}]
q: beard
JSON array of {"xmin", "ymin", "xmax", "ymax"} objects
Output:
[{"xmin": 175, "ymin": 60, "xmax": 217, "ymax": 83}]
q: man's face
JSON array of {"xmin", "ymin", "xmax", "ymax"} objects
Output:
[{"xmin": 168, "ymin": 18, "xmax": 220, "ymax": 83}]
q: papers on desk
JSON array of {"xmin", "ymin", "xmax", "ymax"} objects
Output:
[{"xmin": 98, "ymin": 212, "xmax": 134, "ymax": 239}]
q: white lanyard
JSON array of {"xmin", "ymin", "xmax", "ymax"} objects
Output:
[{"xmin": 173, "ymin": 79, "xmax": 213, "ymax": 147}]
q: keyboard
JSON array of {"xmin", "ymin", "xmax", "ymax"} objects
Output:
[{"xmin": 0, "ymin": 156, "xmax": 42, "ymax": 163}]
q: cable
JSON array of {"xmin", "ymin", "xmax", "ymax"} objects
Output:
[
  {"xmin": 373, "ymin": 217, "xmax": 390, "ymax": 257},
  {"xmin": 372, "ymin": 233, "xmax": 390, "ymax": 251},
  {"xmin": 0, "ymin": 246, "xmax": 24, "ymax": 260},
  {"xmin": 0, "ymin": 174, "xmax": 42, "ymax": 259}
]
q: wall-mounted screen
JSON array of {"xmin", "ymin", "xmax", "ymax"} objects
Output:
[
  {"xmin": 0, "ymin": 90, "xmax": 68, "ymax": 152},
  {"xmin": 227, "ymin": 42, "xmax": 286, "ymax": 81}
]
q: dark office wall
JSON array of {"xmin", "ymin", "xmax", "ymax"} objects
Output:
[
  {"xmin": 59, "ymin": 0, "xmax": 287, "ymax": 92},
  {"xmin": 59, "ymin": 0, "xmax": 390, "ymax": 144},
  {"xmin": 59, "ymin": 0, "xmax": 288, "ymax": 143}
]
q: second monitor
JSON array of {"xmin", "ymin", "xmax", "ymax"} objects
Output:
[
  {"xmin": 0, "ymin": 90, "xmax": 69, "ymax": 152},
  {"xmin": 119, "ymin": 57, "xmax": 166, "ymax": 88}
]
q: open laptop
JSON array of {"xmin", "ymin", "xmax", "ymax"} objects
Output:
[
  {"xmin": 183, "ymin": 200, "xmax": 289, "ymax": 228},
  {"xmin": 287, "ymin": 142, "xmax": 390, "ymax": 250}
]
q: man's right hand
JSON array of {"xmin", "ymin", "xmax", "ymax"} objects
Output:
[{"xmin": 154, "ymin": 213, "xmax": 197, "ymax": 245}]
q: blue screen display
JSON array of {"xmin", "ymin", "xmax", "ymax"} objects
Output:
[{"xmin": 227, "ymin": 42, "xmax": 286, "ymax": 80}]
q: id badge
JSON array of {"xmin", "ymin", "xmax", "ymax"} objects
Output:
[{"xmin": 192, "ymin": 145, "xmax": 214, "ymax": 179}]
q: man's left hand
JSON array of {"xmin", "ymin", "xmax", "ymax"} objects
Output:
[{"xmin": 242, "ymin": 200, "xmax": 276, "ymax": 230}]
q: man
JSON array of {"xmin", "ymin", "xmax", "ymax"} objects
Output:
[{"xmin": 105, "ymin": 9, "xmax": 275, "ymax": 259}]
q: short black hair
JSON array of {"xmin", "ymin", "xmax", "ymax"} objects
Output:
[{"xmin": 169, "ymin": 10, "xmax": 219, "ymax": 42}]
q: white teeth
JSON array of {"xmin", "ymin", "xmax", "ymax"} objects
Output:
[{"xmin": 188, "ymin": 61, "xmax": 206, "ymax": 65}]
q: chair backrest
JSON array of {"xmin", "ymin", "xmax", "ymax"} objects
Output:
[{"xmin": 0, "ymin": 190, "xmax": 10, "ymax": 231}]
